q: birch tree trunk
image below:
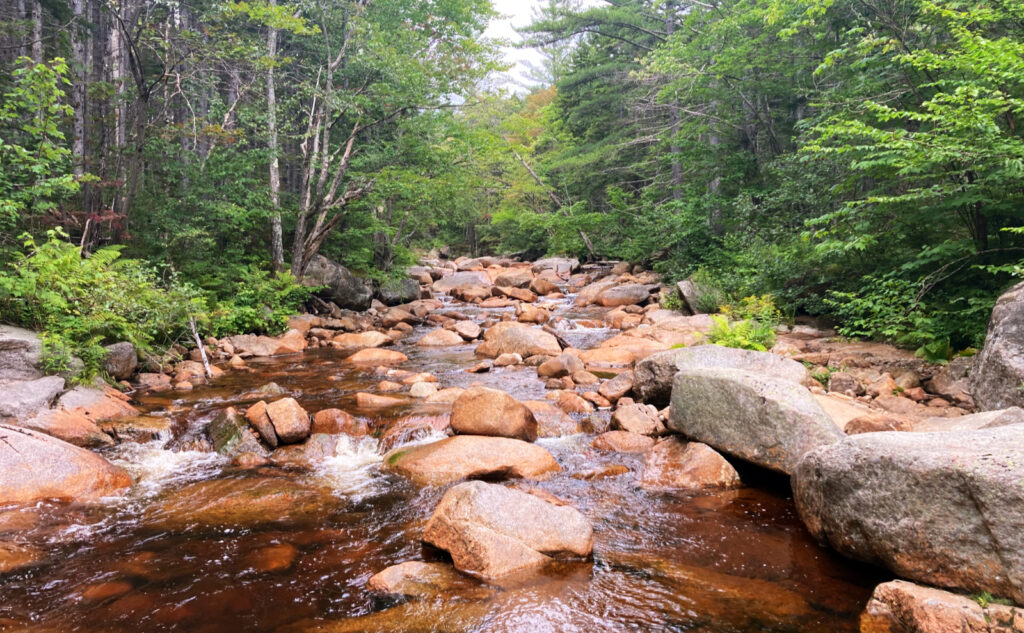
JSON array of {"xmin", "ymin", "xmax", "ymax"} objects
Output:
[
  {"xmin": 70, "ymin": 0, "xmax": 87, "ymax": 179},
  {"xmin": 267, "ymin": 0, "xmax": 284, "ymax": 272}
]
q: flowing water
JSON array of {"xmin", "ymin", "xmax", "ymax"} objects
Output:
[{"xmin": 0, "ymin": 290, "xmax": 883, "ymax": 633}]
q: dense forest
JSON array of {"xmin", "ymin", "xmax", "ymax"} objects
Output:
[{"xmin": 2, "ymin": 0, "xmax": 1023, "ymax": 373}]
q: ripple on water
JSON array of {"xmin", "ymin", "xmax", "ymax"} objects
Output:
[{"xmin": 109, "ymin": 442, "xmax": 228, "ymax": 501}]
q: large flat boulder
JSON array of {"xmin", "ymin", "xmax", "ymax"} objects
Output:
[
  {"xmin": 423, "ymin": 481, "xmax": 593, "ymax": 578},
  {"xmin": 331, "ymin": 331, "xmax": 391, "ymax": 349},
  {"xmin": 792, "ymin": 425, "xmax": 1024, "ymax": 604},
  {"xmin": 0, "ymin": 325, "xmax": 44, "ymax": 384},
  {"xmin": 972, "ymin": 281, "xmax": 1024, "ymax": 410},
  {"xmin": 573, "ymin": 277, "xmax": 620, "ymax": 307},
  {"xmin": 432, "ymin": 271, "xmax": 492, "ymax": 293},
  {"xmin": 493, "ymin": 269, "xmax": 533, "ymax": 288},
  {"xmin": 382, "ymin": 436, "xmax": 560, "ymax": 486},
  {"xmin": 0, "ymin": 376, "xmax": 64, "ymax": 421},
  {"xmin": 636, "ymin": 345, "xmax": 811, "ymax": 405},
  {"xmin": 669, "ymin": 368, "xmax": 844, "ymax": 474},
  {"xmin": 223, "ymin": 334, "xmax": 288, "ymax": 357},
  {"xmin": 474, "ymin": 322, "xmax": 561, "ymax": 358},
  {"xmin": 913, "ymin": 406, "xmax": 1024, "ymax": 433},
  {"xmin": 596, "ymin": 284, "xmax": 652, "ymax": 307},
  {"xmin": 532, "ymin": 257, "xmax": 579, "ymax": 275},
  {"xmin": 303, "ymin": 254, "xmax": 373, "ymax": 310},
  {"xmin": 0, "ymin": 424, "xmax": 131, "ymax": 505},
  {"xmin": 451, "ymin": 387, "xmax": 538, "ymax": 441}
]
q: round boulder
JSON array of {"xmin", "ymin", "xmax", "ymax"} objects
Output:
[{"xmin": 451, "ymin": 387, "xmax": 538, "ymax": 441}]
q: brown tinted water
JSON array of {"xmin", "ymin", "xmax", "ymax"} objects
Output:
[{"xmin": 0, "ymin": 295, "xmax": 884, "ymax": 633}]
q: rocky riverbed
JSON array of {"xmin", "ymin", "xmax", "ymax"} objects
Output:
[{"xmin": 1, "ymin": 256, "xmax": 1022, "ymax": 633}]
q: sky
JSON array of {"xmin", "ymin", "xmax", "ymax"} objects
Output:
[
  {"xmin": 483, "ymin": 0, "xmax": 548, "ymax": 92},
  {"xmin": 483, "ymin": 0, "xmax": 601, "ymax": 92}
]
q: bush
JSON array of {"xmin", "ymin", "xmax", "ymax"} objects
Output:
[
  {"xmin": 208, "ymin": 267, "xmax": 316, "ymax": 337},
  {"xmin": 825, "ymin": 274, "xmax": 995, "ymax": 363},
  {"xmin": 707, "ymin": 315, "xmax": 776, "ymax": 351},
  {"xmin": 0, "ymin": 230, "xmax": 206, "ymax": 378},
  {"xmin": 720, "ymin": 294, "xmax": 783, "ymax": 326}
]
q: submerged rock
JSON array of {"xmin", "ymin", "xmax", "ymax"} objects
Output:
[
  {"xmin": 423, "ymin": 480, "xmax": 593, "ymax": 578},
  {"xmin": 669, "ymin": 367, "xmax": 843, "ymax": 474},
  {"xmin": 591, "ymin": 430, "xmax": 655, "ymax": 453},
  {"xmin": 0, "ymin": 541, "xmax": 44, "ymax": 574},
  {"xmin": 345, "ymin": 348, "xmax": 408, "ymax": 365},
  {"xmin": 0, "ymin": 424, "xmax": 131, "ymax": 506},
  {"xmin": 793, "ymin": 425, "xmax": 1024, "ymax": 604},
  {"xmin": 144, "ymin": 473, "xmax": 337, "ymax": 530},
  {"xmin": 367, "ymin": 561, "xmax": 490, "ymax": 600},
  {"xmin": 383, "ymin": 436, "xmax": 560, "ymax": 486}
]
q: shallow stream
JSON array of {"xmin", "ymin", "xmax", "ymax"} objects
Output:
[{"xmin": 0, "ymin": 290, "xmax": 883, "ymax": 632}]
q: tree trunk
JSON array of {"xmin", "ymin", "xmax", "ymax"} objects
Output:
[
  {"xmin": 665, "ymin": 2, "xmax": 683, "ymax": 201},
  {"xmin": 70, "ymin": 0, "xmax": 87, "ymax": 179},
  {"xmin": 30, "ymin": 0, "xmax": 42, "ymax": 63},
  {"xmin": 17, "ymin": 0, "xmax": 27, "ymax": 59},
  {"xmin": 267, "ymin": 0, "xmax": 284, "ymax": 272}
]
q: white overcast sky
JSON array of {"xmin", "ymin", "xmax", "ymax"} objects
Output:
[{"xmin": 484, "ymin": 0, "xmax": 601, "ymax": 92}]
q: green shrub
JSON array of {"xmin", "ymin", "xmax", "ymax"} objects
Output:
[
  {"xmin": 659, "ymin": 289, "xmax": 685, "ymax": 312},
  {"xmin": 0, "ymin": 230, "xmax": 206, "ymax": 378},
  {"xmin": 825, "ymin": 274, "xmax": 994, "ymax": 363},
  {"xmin": 720, "ymin": 294, "xmax": 783, "ymax": 326},
  {"xmin": 209, "ymin": 267, "xmax": 316, "ymax": 337},
  {"xmin": 707, "ymin": 315, "xmax": 776, "ymax": 351}
]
